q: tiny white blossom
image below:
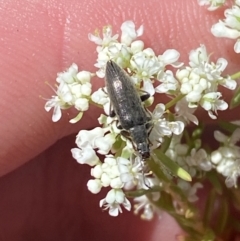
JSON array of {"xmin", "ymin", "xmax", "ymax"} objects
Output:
[
  {"xmin": 121, "ymin": 20, "xmax": 144, "ymax": 46},
  {"xmin": 186, "ymin": 148, "xmax": 212, "ymax": 171},
  {"xmin": 211, "ymin": 129, "xmax": 240, "ymax": 187},
  {"xmin": 178, "ymin": 180, "xmax": 203, "ymax": 202},
  {"xmin": 149, "ymin": 104, "xmax": 184, "ymax": 148},
  {"xmin": 91, "ymin": 164, "xmax": 103, "ymax": 179},
  {"xmin": 74, "ymin": 97, "xmax": 89, "ymax": 111},
  {"xmin": 155, "ymin": 70, "xmax": 179, "ymax": 93},
  {"xmin": 158, "ymin": 49, "xmax": 183, "ymax": 68},
  {"xmin": 91, "ymin": 87, "xmax": 111, "ymax": 114},
  {"xmin": 130, "ymin": 40, "xmax": 145, "ymax": 54},
  {"xmin": 200, "ymin": 92, "xmax": 228, "ymax": 119},
  {"xmin": 88, "ymin": 25, "xmax": 118, "ymax": 47},
  {"xmin": 71, "ymin": 146, "xmax": 100, "ymax": 166},
  {"xmin": 117, "ymin": 156, "xmax": 143, "ymax": 190},
  {"xmin": 134, "ymin": 195, "xmax": 156, "ymax": 220},
  {"xmin": 76, "ymin": 70, "xmax": 93, "ymax": 83},
  {"xmin": 75, "ymin": 127, "xmax": 116, "ymax": 155},
  {"xmin": 175, "ymin": 98, "xmax": 199, "ymax": 125},
  {"xmin": 133, "ymin": 178, "xmax": 161, "ymax": 220},
  {"xmin": 56, "ymin": 63, "xmax": 78, "ymax": 84},
  {"xmin": 130, "ymin": 48, "xmax": 161, "ymax": 83},
  {"xmin": 44, "ymin": 82, "xmax": 73, "ymax": 122},
  {"xmin": 87, "ymin": 179, "xmax": 102, "ymax": 194},
  {"xmin": 198, "ymin": 0, "xmax": 226, "ymax": 11},
  {"xmin": 75, "ymin": 127, "xmax": 105, "ymax": 148},
  {"xmin": 211, "ymin": 3, "xmax": 240, "ymax": 52},
  {"xmin": 100, "ymin": 189, "xmax": 131, "ymax": 216}
]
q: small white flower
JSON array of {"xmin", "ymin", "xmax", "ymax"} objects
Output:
[
  {"xmin": 91, "ymin": 87, "xmax": 110, "ymax": 114},
  {"xmin": 200, "ymin": 92, "xmax": 228, "ymax": 119},
  {"xmin": 211, "ymin": 3, "xmax": 240, "ymax": 52},
  {"xmin": 120, "ymin": 21, "xmax": 144, "ymax": 46},
  {"xmin": 100, "ymin": 189, "xmax": 131, "ymax": 216},
  {"xmin": 130, "ymin": 48, "xmax": 161, "ymax": 83},
  {"xmin": 88, "ymin": 25, "xmax": 118, "ymax": 47},
  {"xmin": 198, "ymin": 0, "xmax": 226, "ymax": 11},
  {"xmin": 133, "ymin": 180, "xmax": 160, "ymax": 220},
  {"xmin": 74, "ymin": 97, "xmax": 89, "ymax": 111},
  {"xmin": 44, "ymin": 82, "xmax": 73, "ymax": 122},
  {"xmin": 130, "ymin": 40, "xmax": 144, "ymax": 54},
  {"xmin": 71, "ymin": 146, "xmax": 100, "ymax": 166},
  {"xmin": 155, "ymin": 70, "xmax": 179, "ymax": 93},
  {"xmin": 117, "ymin": 156, "xmax": 143, "ymax": 190},
  {"xmin": 149, "ymin": 104, "xmax": 184, "ymax": 149},
  {"xmin": 175, "ymin": 98, "xmax": 199, "ymax": 125},
  {"xmin": 178, "ymin": 180, "xmax": 203, "ymax": 202},
  {"xmin": 75, "ymin": 127, "xmax": 106, "ymax": 148},
  {"xmin": 91, "ymin": 164, "xmax": 103, "ymax": 179},
  {"xmin": 186, "ymin": 148, "xmax": 212, "ymax": 171},
  {"xmin": 94, "ymin": 133, "xmax": 116, "ymax": 155},
  {"xmin": 211, "ymin": 129, "xmax": 240, "ymax": 187},
  {"xmin": 56, "ymin": 63, "xmax": 78, "ymax": 84},
  {"xmin": 75, "ymin": 127, "xmax": 116, "ymax": 155},
  {"xmin": 76, "ymin": 71, "xmax": 94, "ymax": 84},
  {"xmin": 87, "ymin": 179, "xmax": 102, "ymax": 194},
  {"xmin": 158, "ymin": 49, "xmax": 183, "ymax": 68}
]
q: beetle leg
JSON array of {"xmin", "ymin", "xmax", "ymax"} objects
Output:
[
  {"xmin": 140, "ymin": 92, "xmax": 150, "ymax": 102},
  {"xmin": 120, "ymin": 130, "xmax": 138, "ymax": 151},
  {"xmin": 110, "ymin": 109, "xmax": 116, "ymax": 117}
]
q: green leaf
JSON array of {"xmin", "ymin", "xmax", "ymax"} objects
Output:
[
  {"xmin": 219, "ymin": 120, "xmax": 240, "ymax": 133},
  {"xmin": 152, "ymin": 150, "xmax": 192, "ymax": 182},
  {"xmin": 147, "ymin": 157, "xmax": 170, "ymax": 183},
  {"xmin": 203, "ymin": 189, "xmax": 216, "ymax": 227},
  {"xmin": 160, "ymin": 136, "xmax": 172, "ymax": 153},
  {"xmin": 230, "ymin": 87, "xmax": 240, "ymax": 109},
  {"xmin": 230, "ymin": 188, "xmax": 240, "ymax": 211},
  {"xmin": 232, "ymin": 218, "xmax": 240, "ymax": 232},
  {"xmin": 125, "ymin": 186, "xmax": 162, "ymax": 198},
  {"xmin": 214, "ymin": 198, "xmax": 228, "ymax": 235},
  {"xmin": 206, "ymin": 171, "xmax": 223, "ymax": 195},
  {"xmin": 154, "ymin": 190, "xmax": 174, "ymax": 212}
]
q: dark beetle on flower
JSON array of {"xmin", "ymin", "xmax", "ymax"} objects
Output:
[{"xmin": 105, "ymin": 60, "xmax": 152, "ymax": 160}]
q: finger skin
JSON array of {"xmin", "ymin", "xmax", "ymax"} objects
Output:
[
  {"xmin": 0, "ymin": 0, "xmax": 239, "ymax": 176},
  {"xmin": 0, "ymin": 135, "xmax": 182, "ymax": 241},
  {"xmin": 0, "ymin": 0, "xmax": 239, "ymax": 240}
]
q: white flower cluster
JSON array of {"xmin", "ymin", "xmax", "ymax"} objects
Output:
[
  {"xmin": 197, "ymin": 0, "xmax": 226, "ymax": 11},
  {"xmin": 45, "ymin": 20, "xmax": 237, "ymax": 219},
  {"xmin": 211, "ymin": 0, "xmax": 240, "ymax": 53},
  {"xmin": 176, "ymin": 45, "xmax": 236, "ymax": 119},
  {"xmin": 211, "ymin": 129, "xmax": 240, "ymax": 188},
  {"xmin": 71, "ymin": 103, "xmax": 184, "ymax": 216},
  {"xmin": 89, "ymin": 20, "xmax": 182, "ymax": 96},
  {"xmin": 45, "ymin": 64, "xmax": 94, "ymax": 123}
]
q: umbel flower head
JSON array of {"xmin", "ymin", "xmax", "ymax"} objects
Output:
[{"xmin": 45, "ymin": 16, "xmax": 240, "ymax": 241}]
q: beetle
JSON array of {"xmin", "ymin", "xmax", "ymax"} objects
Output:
[{"xmin": 105, "ymin": 60, "xmax": 152, "ymax": 160}]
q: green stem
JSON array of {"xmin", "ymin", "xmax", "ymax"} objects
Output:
[
  {"xmin": 230, "ymin": 71, "xmax": 240, "ymax": 80},
  {"xmin": 165, "ymin": 94, "xmax": 185, "ymax": 110}
]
